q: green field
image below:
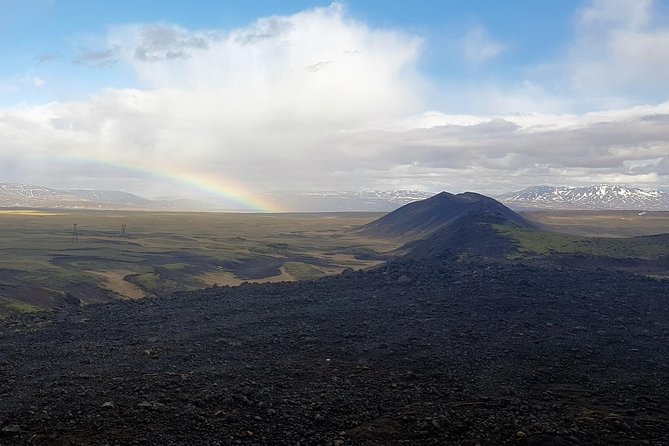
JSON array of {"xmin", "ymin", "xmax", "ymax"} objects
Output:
[
  {"xmin": 0, "ymin": 210, "xmax": 395, "ymax": 316},
  {"xmin": 495, "ymin": 210, "xmax": 669, "ymax": 277},
  {"xmin": 520, "ymin": 210, "xmax": 669, "ymax": 237},
  {"xmin": 497, "ymin": 225, "xmax": 669, "ymax": 259},
  {"xmin": 1, "ymin": 208, "xmax": 667, "ymax": 317}
]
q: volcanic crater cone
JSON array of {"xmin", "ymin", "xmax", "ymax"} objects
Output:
[{"xmin": 359, "ymin": 191, "xmax": 536, "ymax": 258}]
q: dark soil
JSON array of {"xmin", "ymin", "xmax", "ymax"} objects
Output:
[
  {"xmin": 0, "ymin": 281, "xmax": 114, "ymax": 310},
  {"xmin": 0, "ymin": 259, "xmax": 667, "ymax": 445},
  {"xmin": 0, "ymin": 284, "xmax": 67, "ymax": 309},
  {"xmin": 215, "ymin": 256, "xmax": 285, "ymax": 280}
]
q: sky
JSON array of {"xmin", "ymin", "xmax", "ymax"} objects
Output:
[{"xmin": 1, "ymin": 0, "xmax": 669, "ymax": 209}]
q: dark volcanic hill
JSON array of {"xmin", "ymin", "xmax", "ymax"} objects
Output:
[
  {"xmin": 359, "ymin": 191, "xmax": 533, "ymax": 239},
  {"xmin": 400, "ymin": 211, "xmax": 522, "ymax": 259}
]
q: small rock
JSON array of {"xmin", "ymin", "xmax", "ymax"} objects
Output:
[
  {"xmin": 137, "ymin": 401, "xmax": 163, "ymax": 410},
  {"xmin": 397, "ymin": 274, "xmax": 412, "ymax": 284},
  {"xmin": 101, "ymin": 401, "xmax": 115, "ymax": 409},
  {"xmin": 1, "ymin": 425, "xmax": 21, "ymax": 435}
]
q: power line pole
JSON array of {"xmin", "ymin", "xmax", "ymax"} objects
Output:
[
  {"xmin": 121, "ymin": 224, "xmax": 126, "ymax": 236},
  {"xmin": 72, "ymin": 223, "xmax": 79, "ymax": 242}
]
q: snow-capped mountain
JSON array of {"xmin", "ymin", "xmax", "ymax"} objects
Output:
[
  {"xmin": 498, "ymin": 185, "xmax": 669, "ymax": 210},
  {"xmin": 68, "ymin": 189, "xmax": 155, "ymax": 207},
  {"xmin": 263, "ymin": 190, "xmax": 435, "ymax": 211},
  {"xmin": 0, "ymin": 183, "xmax": 211, "ymax": 210},
  {"xmin": 0, "ymin": 183, "xmax": 435, "ymax": 212},
  {"xmin": 0, "ymin": 183, "xmax": 87, "ymax": 208}
]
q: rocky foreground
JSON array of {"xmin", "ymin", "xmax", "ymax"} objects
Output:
[{"xmin": 0, "ymin": 260, "xmax": 667, "ymax": 445}]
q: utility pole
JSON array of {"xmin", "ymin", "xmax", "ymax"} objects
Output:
[
  {"xmin": 72, "ymin": 223, "xmax": 79, "ymax": 242},
  {"xmin": 121, "ymin": 224, "xmax": 126, "ymax": 236}
]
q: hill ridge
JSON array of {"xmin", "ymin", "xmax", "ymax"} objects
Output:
[
  {"xmin": 359, "ymin": 191, "xmax": 534, "ymax": 240},
  {"xmin": 499, "ymin": 184, "xmax": 669, "ymax": 210}
]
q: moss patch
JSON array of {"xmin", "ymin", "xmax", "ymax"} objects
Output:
[
  {"xmin": 2, "ymin": 299, "xmax": 42, "ymax": 314},
  {"xmin": 496, "ymin": 226, "xmax": 669, "ymax": 259},
  {"xmin": 283, "ymin": 262, "xmax": 325, "ymax": 280}
]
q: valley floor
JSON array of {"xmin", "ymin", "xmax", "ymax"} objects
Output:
[{"xmin": 0, "ymin": 259, "xmax": 667, "ymax": 445}]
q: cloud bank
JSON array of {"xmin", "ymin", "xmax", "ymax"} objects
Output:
[
  {"xmin": 567, "ymin": 0, "xmax": 669, "ymax": 107},
  {"xmin": 0, "ymin": 1, "xmax": 668, "ymax": 203}
]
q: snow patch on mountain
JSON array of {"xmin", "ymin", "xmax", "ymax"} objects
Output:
[
  {"xmin": 0, "ymin": 183, "xmax": 211, "ymax": 210},
  {"xmin": 499, "ymin": 185, "xmax": 669, "ymax": 210}
]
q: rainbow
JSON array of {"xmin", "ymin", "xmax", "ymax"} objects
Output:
[{"xmin": 56, "ymin": 154, "xmax": 280, "ymax": 212}]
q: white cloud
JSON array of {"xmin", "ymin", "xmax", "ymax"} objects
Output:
[
  {"xmin": 567, "ymin": 0, "xmax": 669, "ymax": 105},
  {"xmin": 0, "ymin": 4, "xmax": 426, "ymax": 196},
  {"xmin": 30, "ymin": 77, "xmax": 45, "ymax": 88},
  {"xmin": 460, "ymin": 24, "xmax": 508, "ymax": 65},
  {"xmin": 308, "ymin": 101, "xmax": 669, "ymax": 193},
  {"xmin": 579, "ymin": 0, "xmax": 652, "ymax": 31},
  {"xmin": 0, "ymin": 74, "xmax": 46, "ymax": 93}
]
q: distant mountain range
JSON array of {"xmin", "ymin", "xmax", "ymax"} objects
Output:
[
  {"xmin": 264, "ymin": 190, "xmax": 435, "ymax": 212},
  {"xmin": 2, "ymin": 182, "xmax": 668, "ymax": 211},
  {"xmin": 0, "ymin": 183, "xmax": 434, "ymax": 212},
  {"xmin": 274, "ymin": 187, "xmax": 669, "ymax": 212},
  {"xmin": 0, "ymin": 183, "xmax": 211, "ymax": 210},
  {"xmin": 499, "ymin": 185, "xmax": 669, "ymax": 211}
]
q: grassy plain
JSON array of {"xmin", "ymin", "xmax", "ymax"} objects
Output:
[
  {"xmin": 0, "ymin": 210, "xmax": 394, "ymax": 315},
  {"xmin": 500, "ymin": 210, "xmax": 669, "ymax": 276},
  {"xmin": 497, "ymin": 225, "xmax": 668, "ymax": 258},
  {"xmin": 2, "ymin": 208, "xmax": 667, "ymax": 316},
  {"xmin": 520, "ymin": 210, "xmax": 669, "ymax": 237}
]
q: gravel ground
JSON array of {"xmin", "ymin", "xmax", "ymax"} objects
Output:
[{"xmin": 0, "ymin": 259, "xmax": 667, "ymax": 445}]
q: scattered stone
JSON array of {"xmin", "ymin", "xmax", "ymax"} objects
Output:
[
  {"xmin": 397, "ymin": 274, "xmax": 412, "ymax": 284},
  {"xmin": 0, "ymin": 260, "xmax": 667, "ymax": 444},
  {"xmin": 1, "ymin": 425, "xmax": 21, "ymax": 435}
]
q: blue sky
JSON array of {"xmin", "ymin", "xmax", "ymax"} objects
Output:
[{"xmin": 0, "ymin": 0, "xmax": 668, "ymax": 200}]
